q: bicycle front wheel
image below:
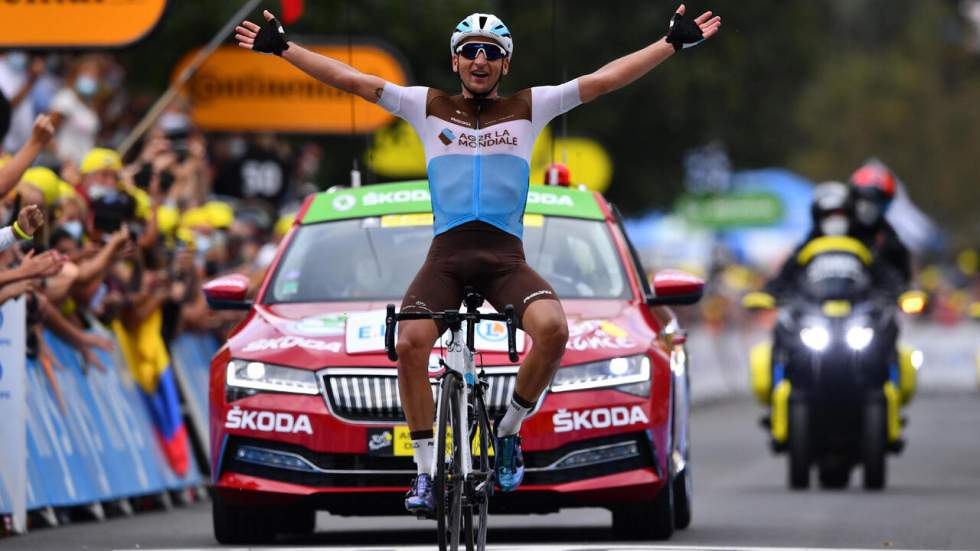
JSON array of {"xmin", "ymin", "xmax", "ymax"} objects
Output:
[
  {"xmin": 467, "ymin": 389, "xmax": 493, "ymax": 551},
  {"xmin": 436, "ymin": 373, "xmax": 466, "ymax": 551}
]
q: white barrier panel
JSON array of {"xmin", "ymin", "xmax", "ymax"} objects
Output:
[
  {"xmin": 0, "ymin": 297, "xmax": 27, "ymax": 533},
  {"xmin": 685, "ymin": 321, "xmax": 980, "ymax": 405}
]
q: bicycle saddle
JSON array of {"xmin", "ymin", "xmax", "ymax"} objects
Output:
[{"xmin": 463, "ymin": 286, "xmax": 485, "ymax": 310}]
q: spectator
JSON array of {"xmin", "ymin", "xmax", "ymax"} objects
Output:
[
  {"xmin": 50, "ymin": 56, "xmax": 102, "ymax": 164},
  {"xmin": 0, "ymin": 114, "xmax": 56, "ymax": 199},
  {"xmin": 0, "ymin": 51, "xmax": 43, "ymax": 153},
  {"xmin": 0, "ymin": 204, "xmax": 43, "ymax": 253}
]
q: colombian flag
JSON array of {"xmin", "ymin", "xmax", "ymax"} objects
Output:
[{"xmin": 113, "ymin": 310, "xmax": 189, "ymax": 476}]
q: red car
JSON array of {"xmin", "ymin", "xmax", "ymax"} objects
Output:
[{"xmin": 205, "ymin": 181, "xmax": 703, "ymax": 543}]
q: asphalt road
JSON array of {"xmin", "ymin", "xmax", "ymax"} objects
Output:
[{"xmin": 5, "ymin": 393, "xmax": 980, "ymax": 551}]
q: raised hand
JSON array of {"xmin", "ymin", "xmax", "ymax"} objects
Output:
[
  {"xmin": 235, "ymin": 10, "xmax": 290, "ymax": 56},
  {"xmin": 16, "ymin": 204, "xmax": 45, "ymax": 236},
  {"xmin": 17, "ymin": 205, "xmax": 44, "ymax": 235},
  {"xmin": 666, "ymin": 4, "xmax": 721, "ymax": 51},
  {"xmin": 20, "ymin": 249, "xmax": 65, "ymax": 278},
  {"xmin": 30, "ymin": 114, "xmax": 56, "ymax": 146}
]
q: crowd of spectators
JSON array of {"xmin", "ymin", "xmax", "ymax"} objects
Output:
[{"xmin": 0, "ymin": 50, "xmax": 322, "ymax": 369}]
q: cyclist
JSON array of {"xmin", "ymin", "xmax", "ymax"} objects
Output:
[{"xmin": 236, "ymin": 5, "xmax": 721, "ymax": 516}]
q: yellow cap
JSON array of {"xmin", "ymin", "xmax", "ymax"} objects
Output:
[
  {"xmin": 20, "ymin": 167, "xmax": 61, "ymax": 205},
  {"xmin": 56, "ymin": 180, "xmax": 78, "ymax": 201},
  {"xmin": 175, "ymin": 226, "xmax": 196, "ymax": 249},
  {"xmin": 180, "ymin": 206, "xmax": 211, "ymax": 229},
  {"xmin": 275, "ymin": 213, "xmax": 296, "ymax": 237},
  {"xmin": 126, "ymin": 186, "xmax": 151, "ymax": 220},
  {"xmin": 203, "ymin": 201, "xmax": 234, "ymax": 229},
  {"xmin": 156, "ymin": 205, "xmax": 179, "ymax": 235},
  {"xmin": 80, "ymin": 148, "xmax": 122, "ymax": 175}
]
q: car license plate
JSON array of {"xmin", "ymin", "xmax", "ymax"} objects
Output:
[
  {"xmin": 367, "ymin": 426, "xmax": 492, "ymax": 456},
  {"xmin": 366, "ymin": 426, "xmax": 413, "ymax": 457}
]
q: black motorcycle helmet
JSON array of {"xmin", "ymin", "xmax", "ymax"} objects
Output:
[{"xmin": 810, "ymin": 181, "xmax": 856, "ymax": 237}]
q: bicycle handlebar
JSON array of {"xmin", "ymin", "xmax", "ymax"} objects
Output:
[{"xmin": 385, "ymin": 303, "xmax": 520, "ymax": 363}]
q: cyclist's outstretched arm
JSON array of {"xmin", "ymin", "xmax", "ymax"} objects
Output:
[
  {"xmin": 236, "ymin": 10, "xmax": 387, "ymax": 103},
  {"xmin": 577, "ymin": 4, "xmax": 720, "ymax": 104}
]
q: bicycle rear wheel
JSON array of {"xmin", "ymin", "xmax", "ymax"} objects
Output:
[{"xmin": 436, "ymin": 373, "xmax": 465, "ymax": 551}]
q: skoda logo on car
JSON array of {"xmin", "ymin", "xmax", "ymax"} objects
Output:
[{"xmin": 332, "ymin": 194, "xmax": 356, "ymax": 211}]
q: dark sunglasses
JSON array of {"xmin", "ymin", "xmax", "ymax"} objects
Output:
[{"xmin": 455, "ymin": 42, "xmax": 508, "ymax": 61}]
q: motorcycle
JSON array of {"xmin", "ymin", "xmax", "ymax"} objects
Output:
[{"xmin": 743, "ymin": 236, "xmax": 921, "ymax": 490}]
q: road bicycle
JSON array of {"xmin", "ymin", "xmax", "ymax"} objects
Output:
[{"xmin": 386, "ymin": 287, "xmax": 519, "ymax": 551}]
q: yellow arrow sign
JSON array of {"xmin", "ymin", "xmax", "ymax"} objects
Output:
[{"xmin": 0, "ymin": 0, "xmax": 166, "ymax": 48}]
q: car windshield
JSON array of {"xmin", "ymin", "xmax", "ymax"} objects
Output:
[{"xmin": 264, "ymin": 216, "xmax": 631, "ymax": 303}]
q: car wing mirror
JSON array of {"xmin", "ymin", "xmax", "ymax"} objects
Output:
[
  {"xmin": 646, "ymin": 269, "xmax": 704, "ymax": 306},
  {"xmin": 203, "ymin": 273, "xmax": 253, "ymax": 310}
]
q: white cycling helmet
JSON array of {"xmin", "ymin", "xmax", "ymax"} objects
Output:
[{"xmin": 450, "ymin": 13, "xmax": 514, "ymax": 58}]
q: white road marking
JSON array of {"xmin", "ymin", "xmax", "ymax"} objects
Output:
[{"xmin": 113, "ymin": 546, "xmax": 954, "ymax": 551}]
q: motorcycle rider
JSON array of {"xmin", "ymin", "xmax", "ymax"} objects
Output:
[
  {"xmin": 848, "ymin": 161, "xmax": 912, "ymax": 291},
  {"xmin": 757, "ymin": 181, "xmax": 905, "ymax": 303},
  {"xmin": 761, "ymin": 181, "xmax": 859, "ymax": 301}
]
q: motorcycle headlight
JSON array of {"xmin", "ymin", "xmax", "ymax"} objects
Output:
[
  {"xmin": 226, "ymin": 360, "xmax": 319, "ymax": 395},
  {"xmin": 845, "ymin": 326, "xmax": 874, "ymax": 350},
  {"xmin": 550, "ymin": 355, "xmax": 650, "ymax": 394},
  {"xmin": 800, "ymin": 326, "xmax": 830, "ymax": 351}
]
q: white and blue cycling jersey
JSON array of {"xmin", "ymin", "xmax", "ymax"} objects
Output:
[{"xmin": 377, "ymin": 80, "xmax": 581, "ymax": 239}]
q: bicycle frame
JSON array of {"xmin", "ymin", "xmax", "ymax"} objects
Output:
[
  {"xmin": 385, "ymin": 296, "xmax": 517, "ymax": 551},
  {"xmin": 437, "ymin": 324, "xmax": 477, "ymax": 480}
]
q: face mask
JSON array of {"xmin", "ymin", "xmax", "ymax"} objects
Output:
[
  {"xmin": 855, "ymin": 199, "xmax": 880, "ymax": 226},
  {"xmin": 820, "ymin": 214, "xmax": 849, "ymax": 236},
  {"xmin": 195, "ymin": 234, "xmax": 212, "ymax": 255},
  {"xmin": 86, "ymin": 184, "xmax": 114, "ymax": 199},
  {"xmin": 75, "ymin": 75, "xmax": 99, "ymax": 98},
  {"xmin": 61, "ymin": 220, "xmax": 84, "ymax": 241},
  {"xmin": 6, "ymin": 52, "xmax": 28, "ymax": 72}
]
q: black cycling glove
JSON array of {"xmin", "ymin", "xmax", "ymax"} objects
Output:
[
  {"xmin": 253, "ymin": 16, "xmax": 290, "ymax": 56},
  {"xmin": 665, "ymin": 11, "xmax": 704, "ymax": 51}
]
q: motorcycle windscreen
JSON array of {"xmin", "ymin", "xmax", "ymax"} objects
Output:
[{"xmin": 801, "ymin": 252, "xmax": 871, "ymax": 301}]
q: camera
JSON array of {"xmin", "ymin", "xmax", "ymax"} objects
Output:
[
  {"xmin": 91, "ymin": 190, "xmax": 137, "ymax": 235},
  {"xmin": 166, "ymin": 128, "xmax": 191, "ymax": 163}
]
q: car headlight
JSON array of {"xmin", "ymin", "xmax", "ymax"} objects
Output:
[
  {"xmin": 845, "ymin": 326, "xmax": 874, "ymax": 350},
  {"xmin": 800, "ymin": 326, "xmax": 830, "ymax": 351},
  {"xmin": 550, "ymin": 355, "xmax": 650, "ymax": 393},
  {"xmin": 226, "ymin": 360, "xmax": 319, "ymax": 395}
]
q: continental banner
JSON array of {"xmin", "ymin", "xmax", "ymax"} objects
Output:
[
  {"xmin": 0, "ymin": 0, "xmax": 166, "ymax": 48},
  {"xmin": 174, "ymin": 43, "xmax": 408, "ymax": 133}
]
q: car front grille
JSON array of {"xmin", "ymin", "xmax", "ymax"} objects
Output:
[{"xmin": 319, "ymin": 366, "xmax": 537, "ymax": 423}]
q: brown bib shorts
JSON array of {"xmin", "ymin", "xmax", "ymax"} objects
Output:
[{"xmin": 400, "ymin": 221, "xmax": 559, "ymax": 330}]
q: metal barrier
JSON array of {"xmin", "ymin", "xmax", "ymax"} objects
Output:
[{"xmin": 1, "ymin": 325, "xmax": 218, "ymax": 530}]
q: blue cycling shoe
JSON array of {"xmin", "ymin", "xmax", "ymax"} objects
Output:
[
  {"xmin": 405, "ymin": 473, "xmax": 435, "ymax": 517},
  {"xmin": 493, "ymin": 426, "xmax": 525, "ymax": 492}
]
